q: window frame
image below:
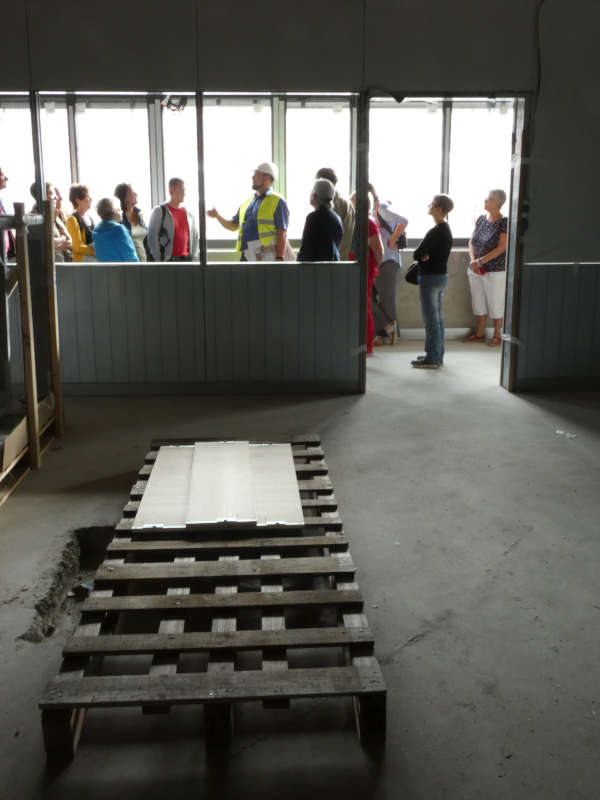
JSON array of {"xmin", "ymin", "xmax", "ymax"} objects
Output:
[{"xmin": 0, "ymin": 91, "xmax": 516, "ymax": 255}]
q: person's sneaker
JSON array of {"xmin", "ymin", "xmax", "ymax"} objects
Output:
[
  {"xmin": 411, "ymin": 359, "xmax": 440, "ymax": 369},
  {"xmin": 414, "ymin": 355, "xmax": 443, "ymax": 366}
]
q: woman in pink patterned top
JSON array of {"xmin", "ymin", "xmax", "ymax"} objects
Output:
[{"xmin": 464, "ymin": 189, "xmax": 508, "ymax": 347}]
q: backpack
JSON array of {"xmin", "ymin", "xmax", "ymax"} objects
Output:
[{"xmin": 157, "ymin": 204, "xmax": 170, "ymax": 261}]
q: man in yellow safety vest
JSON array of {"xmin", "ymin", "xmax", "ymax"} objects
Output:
[{"xmin": 207, "ymin": 162, "xmax": 290, "ymax": 261}]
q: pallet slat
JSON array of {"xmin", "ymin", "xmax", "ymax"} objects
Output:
[
  {"xmin": 41, "ymin": 664, "xmax": 385, "ymax": 709},
  {"xmin": 107, "ymin": 534, "xmax": 347, "ymax": 554},
  {"xmin": 96, "ymin": 555, "xmax": 354, "ymax": 583},
  {"xmin": 82, "ymin": 588, "xmax": 364, "ymax": 614}
]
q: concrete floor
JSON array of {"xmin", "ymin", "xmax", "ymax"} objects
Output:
[{"xmin": 1, "ymin": 342, "xmax": 599, "ymax": 800}]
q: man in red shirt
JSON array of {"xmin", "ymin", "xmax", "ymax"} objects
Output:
[{"xmin": 147, "ymin": 177, "xmax": 199, "ymax": 262}]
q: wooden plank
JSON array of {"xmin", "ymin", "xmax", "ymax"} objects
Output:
[
  {"xmin": 295, "ymin": 462, "xmax": 328, "ymax": 476},
  {"xmin": 338, "ymin": 574, "xmax": 387, "ymax": 745},
  {"xmin": 261, "ymin": 553, "xmax": 288, "ymax": 708},
  {"xmin": 82, "ymin": 588, "xmax": 364, "ymax": 614},
  {"xmin": 205, "ymin": 554, "xmax": 238, "ymax": 743},
  {"xmin": 291, "ymin": 445, "xmax": 324, "ymax": 459},
  {"xmin": 14, "ymin": 205, "xmax": 41, "ymax": 470},
  {"xmin": 290, "ymin": 434, "xmax": 321, "ymax": 445},
  {"xmin": 40, "ymin": 665, "xmax": 386, "ymax": 709},
  {"xmin": 147, "ymin": 555, "xmax": 194, "ymax": 699},
  {"xmin": 132, "ymin": 445, "xmax": 193, "ymax": 529},
  {"xmin": 303, "ymin": 515, "xmax": 343, "ymax": 530},
  {"xmin": 43, "ymin": 201, "xmax": 64, "ymax": 437},
  {"xmin": 95, "ymin": 555, "xmax": 354, "ymax": 583},
  {"xmin": 297, "ymin": 476, "xmax": 333, "ymax": 493},
  {"xmin": 107, "ymin": 534, "xmax": 348, "ymax": 555}
]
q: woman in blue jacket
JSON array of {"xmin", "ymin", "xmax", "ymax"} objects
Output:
[{"xmin": 92, "ymin": 197, "xmax": 139, "ymax": 262}]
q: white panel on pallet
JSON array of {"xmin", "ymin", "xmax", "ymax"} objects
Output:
[
  {"xmin": 133, "ymin": 441, "xmax": 304, "ymax": 530},
  {"xmin": 187, "ymin": 441, "xmax": 255, "ymax": 527},
  {"xmin": 250, "ymin": 443, "xmax": 304, "ymax": 528},
  {"xmin": 132, "ymin": 446, "xmax": 193, "ymax": 529}
]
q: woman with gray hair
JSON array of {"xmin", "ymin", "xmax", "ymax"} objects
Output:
[
  {"xmin": 464, "ymin": 189, "xmax": 508, "ymax": 346},
  {"xmin": 297, "ymin": 178, "xmax": 343, "ymax": 262},
  {"xmin": 92, "ymin": 197, "xmax": 139, "ymax": 262}
]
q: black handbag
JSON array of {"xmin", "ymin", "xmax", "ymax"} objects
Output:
[{"xmin": 405, "ymin": 261, "xmax": 419, "ymax": 285}]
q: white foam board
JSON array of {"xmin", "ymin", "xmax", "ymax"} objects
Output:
[
  {"xmin": 186, "ymin": 441, "xmax": 255, "ymax": 526},
  {"xmin": 132, "ymin": 445, "xmax": 193, "ymax": 529},
  {"xmin": 250, "ymin": 443, "xmax": 304, "ymax": 528}
]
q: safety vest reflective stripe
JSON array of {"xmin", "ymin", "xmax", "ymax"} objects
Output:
[{"xmin": 236, "ymin": 192, "xmax": 282, "ymax": 252}]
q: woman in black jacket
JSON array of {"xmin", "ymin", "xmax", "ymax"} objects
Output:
[
  {"xmin": 297, "ymin": 179, "xmax": 343, "ymax": 262},
  {"xmin": 412, "ymin": 194, "xmax": 454, "ymax": 369}
]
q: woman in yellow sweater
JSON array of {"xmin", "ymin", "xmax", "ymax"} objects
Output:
[{"xmin": 65, "ymin": 183, "xmax": 95, "ymax": 261}]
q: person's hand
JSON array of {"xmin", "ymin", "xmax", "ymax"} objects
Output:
[
  {"xmin": 206, "ymin": 208, "xmax": 219, "ymax": 218},
  {"xmin": 55, "ymin": 236, "xmax": 69, "ymax": 251},
  {"xmin": 469, "ymin": 259, "xmax": 481, "ymax": 274}
]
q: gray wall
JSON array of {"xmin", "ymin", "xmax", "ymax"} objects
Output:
[
  {"xmin": 3, "ymin": 0, "xmax": 600, "ymax": 391},
  {"xmin": 516, "ymin": 263, "xmax": 600, "ymax": 390},
  {"xmin": 9, "ymin": 262, "xmax": 362, "ymax": 395}
]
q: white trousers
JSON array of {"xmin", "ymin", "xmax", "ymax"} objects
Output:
[{"xmin": 467, "ymin": 268, "xmax": 506, "ymax": 319}]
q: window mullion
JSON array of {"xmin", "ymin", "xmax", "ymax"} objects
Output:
[
  {"xmin": 441, "ymin": 100, "xmax": 452, "ymax": 194},
  {"xmin": 271, "ymin": 95, "xmax": 286, "ymax": 198},
  {"xmin": 148, "ymin": 98, "xmax": 165, "ymax": 208}
]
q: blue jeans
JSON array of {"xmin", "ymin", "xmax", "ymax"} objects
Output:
[{"xmin": 419, "ymin": 273, "xmax": 448, "ymax": 364}]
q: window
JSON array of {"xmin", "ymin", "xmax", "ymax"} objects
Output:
[
  {"xmin": 370, "ymin": 100, "xmax": 444, "ymax": 239},
  {"xmin": 448, "ymin": 103, "xmax": 514, "ymax": 238},
  {"xmin": 75, "ymin": 102, "xmax": 152, "ymax": 220},
  {"xmin": 203, "ymin": 99, "xmax": 272, "ymax": 243},
  {"xmin": 162, "ymin": 97, "xmax": 199, "ymax": 222},
  {"xmin": 0, "ymin": 102, "xmax": 34, "ymax": 213},
  {"xmin": 40, "ymin": 99, "xmax": 71, "ymax": 204},
  {"xmin": 285, "ymin": 101, "xmax": 351, "ymax": 239}
]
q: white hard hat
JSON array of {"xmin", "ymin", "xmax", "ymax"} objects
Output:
[{"xmin": 255, "ymin": 161, "xmax": 278, "ymax": 181}]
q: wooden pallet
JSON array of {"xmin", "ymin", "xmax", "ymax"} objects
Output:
[{"xmin": 39, "ymin": 434, "xmax": 386, "ymax": 761}]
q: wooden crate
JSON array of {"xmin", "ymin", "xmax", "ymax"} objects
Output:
[{"xmin": 39, "ymin": 435, "xmax": 386, "ymax": 761}]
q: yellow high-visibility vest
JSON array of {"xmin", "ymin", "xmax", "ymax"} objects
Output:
[{"xmin": 236, "ymin": 192, "xmax": 282, "ymax": 253}]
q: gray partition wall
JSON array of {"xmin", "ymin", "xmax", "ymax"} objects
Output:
[{"xmin": 10, "ymin": 262, "xmax": 361, "ymax": 395}]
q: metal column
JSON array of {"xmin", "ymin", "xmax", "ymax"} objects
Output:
[{"xmin": 356, "ymin": 91, "xmax": 369, "ymax": 394}]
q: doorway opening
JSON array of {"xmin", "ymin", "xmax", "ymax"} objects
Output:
[{"xmin": 367, "ymin": 94, "xmax": 528, "ymax": 389}]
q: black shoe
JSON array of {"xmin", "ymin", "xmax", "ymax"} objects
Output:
[
  {"xmin": 411, "ymin": 359, "xmax": 440, "ymax": 369},
  {"xmin": 414, "ymin": 355, "xmax": 443, "ymax": 366}
]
